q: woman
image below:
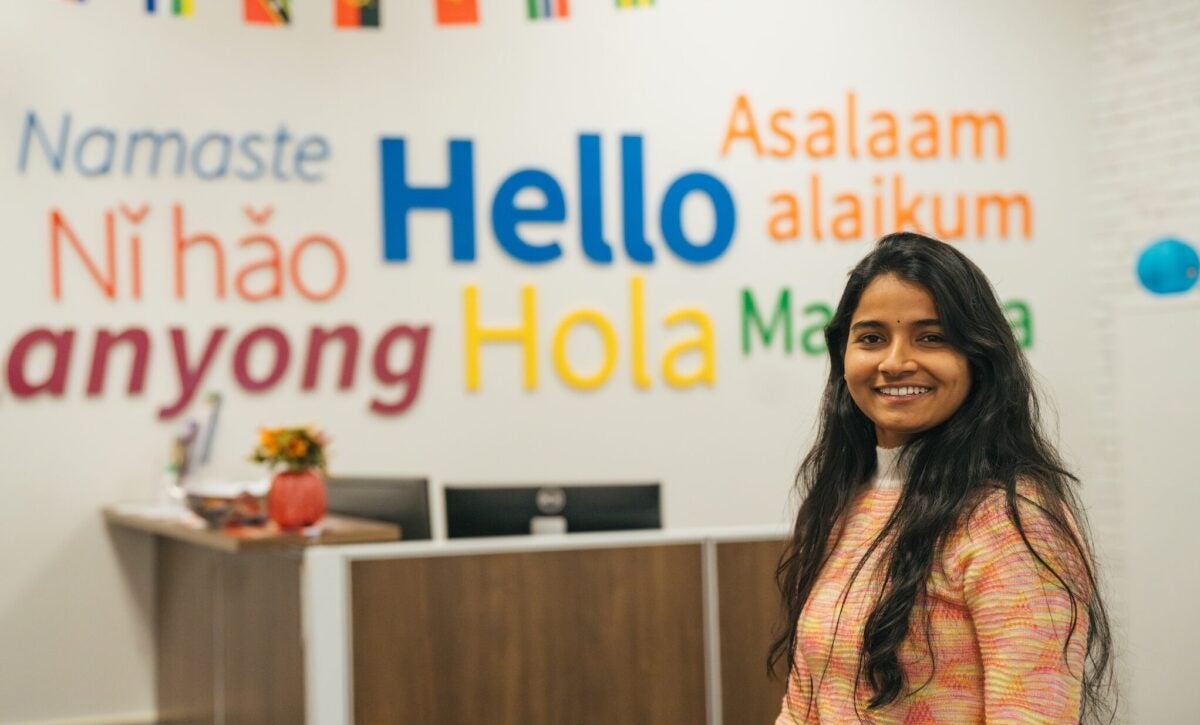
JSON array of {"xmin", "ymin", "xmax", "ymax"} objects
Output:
[{"xmin": 771, "ymin": 233, "xmax": 1114, "ymax": 723}]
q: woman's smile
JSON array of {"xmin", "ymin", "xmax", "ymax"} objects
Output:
[{"xmin": 875, "ymin": 385, "xmax": 933, "ymax": 401}]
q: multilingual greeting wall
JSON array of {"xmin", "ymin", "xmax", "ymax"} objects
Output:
[{"xmin": 0, "ymin": 1, "xmax": 1097, "ymax": 720}]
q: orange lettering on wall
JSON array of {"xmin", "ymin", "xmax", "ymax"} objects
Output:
[
  {"xmin": 768, "ymin": 192, "xmax": 800, "ymax": 241},
  {"xmin": 908, "ymin": 111, "xmax": 939, "ymax": 159},
  {"xmin": 845, "ymin": 91, "xmax": 859, "ymax": 159},
  {"xmin": 49, "ymin": 209, "xmax": 116, "ymax": 300},
  {"xmin": 932, "ymin": 195, "xmax": 966, "ymax": 239},
  {"xmin": 867, "ymin": 112, "xmax": 899, "ymax": 158},
  {"xmin": 768, "ymin": 110, "xmax": 796, "ymax": 158},
  {"xmin": 808, "ymin": 174, "xmax": 824, "ymax": 240},
  {"xmin": 976, "ymin": 192, "xmax": 1031, "ymax": 238},
  {"xmin": 805, "ymin": 110, "xmax": 836, "ymax": 158},
  {"xmin": 831, "ymin": 193, "xmax": 862, "ymax": 240},
  {"xmin": 234, "ymin": 233, "xmax": 284, "ymax": 301},
  {"xmin": 720, "ymin": 94, "xmax": 763, "ymax": 157},
  {"xmin": 892, "ymin": 174, "xmax": 926, "ymax": 234},
  {"xmin": 871, "ymin": 176, "xmax": 884, "ymax": 237},
  {"xmin": 173, "ymin": 204, "xmax": 226, "ymax": 300},
  {"xmin": 951, "ymin": 112, "xmax": 1006, "ymax": 159},
  {"xmin": 290, "ymin": 234, "xmax": 347, "ymax": 301}
]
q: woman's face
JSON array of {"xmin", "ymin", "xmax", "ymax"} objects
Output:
[{"xmin": 843, "ymin": 273, "xmax": 972, "ymax": 448}]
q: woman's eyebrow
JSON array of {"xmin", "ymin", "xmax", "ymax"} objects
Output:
[
  {"xmin": 849, "ymin": 319, "xmax": 886, "ymax": 332},
  {"xmin": 849, "ymin": 318, "xmax": 942, "ymax": 332}
]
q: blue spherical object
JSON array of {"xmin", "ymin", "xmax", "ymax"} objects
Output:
[{"xmin": 1136, "ymin": 237, "xmax": 1199, "ymax": 295}]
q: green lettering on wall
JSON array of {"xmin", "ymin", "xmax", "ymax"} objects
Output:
[
  {"xmin": 741, "ymin": 288, "xmax": 793, "ymax": 354},
  {"xmin": 800, "ymin": 302, "xmax": 833, "ymax": 355},
  {"xmin": 1004, "ymin": 299, "xmax": 1033, "ymax": 349}
]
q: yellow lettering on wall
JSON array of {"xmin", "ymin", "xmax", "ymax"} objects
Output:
[
  {"xmin": 661, "ymin": 308, "xmax": 716, "ymax": 388},
  {"xmin": 553, "ymin": 309, "xmax": 618, "ymax": 390},
  {"xmin": 464, "ymin": 283, "xmax": 538, "ymax": 391},
  {"xmin": 629, "ymin": 275, "xmax": 652, "ymax": 388}
]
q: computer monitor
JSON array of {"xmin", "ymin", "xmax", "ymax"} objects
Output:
[
  {"xmin": 443, "ymin": 483, "xmax": 661, "ymax": 539},
  {"xmin": 325, "ymin": 476, "xmax": 431, "ymax": 541}
]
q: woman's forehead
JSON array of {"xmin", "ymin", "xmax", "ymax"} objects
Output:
[{"xmin": 852, "ymin": 274, "xmax": 940, "ymax": 322}]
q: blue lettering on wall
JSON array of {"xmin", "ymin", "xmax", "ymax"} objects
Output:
[
  {"xmin": 16, "ymin": 109, "xmax": 330, "ymax": 181},
  {"xmin": 379, "ymin": 137, "xmax": 477, "ymax": 262},
  {"xmin": 379, "ymin": 133, "xmax": 737, "ymax": 266},
  {"xmin": 491, "ymin": 169, "xmax": 566, "ymax": 263}
]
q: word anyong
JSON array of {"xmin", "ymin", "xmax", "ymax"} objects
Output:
[{"xmin": 4, "ymin": 323, "xmax": 429, "ymax": 418}]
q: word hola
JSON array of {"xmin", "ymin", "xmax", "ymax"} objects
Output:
[{"xmin": 464, "ymin": 275, "xmax": 715, "ymax": 391}]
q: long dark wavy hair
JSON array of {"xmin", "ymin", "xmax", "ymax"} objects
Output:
[{"xmin": 768, "ymin": 232, "xmax": 1114, "ymax": 722}]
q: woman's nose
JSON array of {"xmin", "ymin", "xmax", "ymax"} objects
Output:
[{"xmin": 878, "ymin": 340, "xmax": 918, "ymax": 375}]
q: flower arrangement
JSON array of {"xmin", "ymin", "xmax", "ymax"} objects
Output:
[{"xmin": 250, "ymin": 425, "xmax": 329, "ymax": 472}]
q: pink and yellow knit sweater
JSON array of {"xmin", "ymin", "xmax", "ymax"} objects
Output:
[{"xmin": 777, "ymin": 447, "xmax": 1089, "ymax": 724}]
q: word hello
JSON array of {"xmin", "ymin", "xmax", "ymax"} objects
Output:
[{"xmin": 381, "ymin": 134, "xmax": 737, "ymax": 265}]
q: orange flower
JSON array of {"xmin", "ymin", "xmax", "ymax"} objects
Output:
[
  {"xmin": 286, "ymin": 437, "xmax": 309, "ymax": 457},
  {"xmin": 258, "ymin": 429, "xmax": 279, "ymax": 457}
]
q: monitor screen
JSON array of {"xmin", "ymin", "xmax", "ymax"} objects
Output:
[
  {"xmin": 444, "ymin": 483, "xmax": 661, "ymax": 539},
  {"xmin": 325, "ymin": 476, "xmax": 431, "ymax": 540}
]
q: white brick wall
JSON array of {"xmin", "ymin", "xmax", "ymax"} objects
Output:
[{"xmin": 1090, "ymin": 2, "xmax": 1200, "ymax": 722}]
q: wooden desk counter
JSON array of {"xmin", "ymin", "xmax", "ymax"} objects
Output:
[
  {"xmin": 109, "ymin": 510, "xmax": 786, "ymax": 725},
  {"xmin": 305, "ymin": 527, "xmax": 789, "ymax": 725},
  {"xmin": 103, "ymin": 505, "xmax": 400, "ymax": 552},
  {"xmin": 105, "ymin": 504, "xmax": 399, "ymax": 725}
]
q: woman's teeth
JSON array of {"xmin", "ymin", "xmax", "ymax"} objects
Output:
[{"xmin": 879, "ymin": 386, "xmax": 931, "ymax": 396}]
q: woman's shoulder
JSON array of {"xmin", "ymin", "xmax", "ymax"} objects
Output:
[
  {"xmin": 941, "ymin": 476, "xmax": 1092, "ymax": 589},
  {"xmin": 956, "ymin": 475, "xmax": 1070, "ymax": 532}
]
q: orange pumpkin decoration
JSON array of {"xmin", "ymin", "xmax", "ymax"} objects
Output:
[{"xmin": 267, "ymin": 469, "xmax": 327, "ymax": 529}]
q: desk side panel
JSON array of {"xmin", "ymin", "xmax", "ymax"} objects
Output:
[
  {"xmin": 157, "ymin": 539, "xmax": 217, "ymax": 725},
  {"xmin": 351, "ymin": 544, "xmax": 707, "ymax": 725},
  {"xmin": 221, "ymin": 551, "xmax": 305, "ymax": 725},
  {"xmin": 717, "ymin": 539, "xmax": 789, "ymax": 725}
]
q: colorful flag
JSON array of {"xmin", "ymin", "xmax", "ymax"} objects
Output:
[
  {"xmin": 244, "ymin": 0, "xmax": 290, "ymax": 25},
  {"xmin": 527, "ymin": 0, "xmax": 568, "ymax": 20},
  {"xmin": 616, "ymin": 0, "xmax": 653, "ymax": 7},
  {"xmin": 146, "ymin": 0, "xmax": 194, "ymax": 16},
  {"xmin": 336, "ymin": 0, "xmax": 379, "ymax": 28},
  {"xmin": 437, "ymin": 0, "xmax": 479, "ymax": 25}
]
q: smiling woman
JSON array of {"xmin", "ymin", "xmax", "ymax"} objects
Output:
[{"xmin": 771, "ymin": 233, "xmax": 1115, "ymax": 724}]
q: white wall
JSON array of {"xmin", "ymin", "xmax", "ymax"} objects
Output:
[
  {"xmin": 0, "ymin": 1, "xmax": 1113, "ymax": 720},
  {"xmin": 1091, "ymin": 1, "xmax": 1200, "ymax": 721}
]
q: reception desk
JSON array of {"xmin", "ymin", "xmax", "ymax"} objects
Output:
[{"xmin": 108, "ymin": 509, "xmax": 788, "ymax": 724}]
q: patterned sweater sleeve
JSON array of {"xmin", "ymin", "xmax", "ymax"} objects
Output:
[{"xmin": 946, "ymin": 488, "xmax": 1091, "ymax": 725}]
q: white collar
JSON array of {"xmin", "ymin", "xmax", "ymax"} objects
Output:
[{"xmin": 873, "ymin": 445, "xmax": 906, "ymax": 489}]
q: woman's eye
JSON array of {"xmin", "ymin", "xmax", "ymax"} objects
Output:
[
  {"xmin": 858, "ymin": 333, "xmax": 884, "ymax": 344},
  {"xmin": 919, "ymin": 333, "xmax": 946, "ymax": 343}
]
